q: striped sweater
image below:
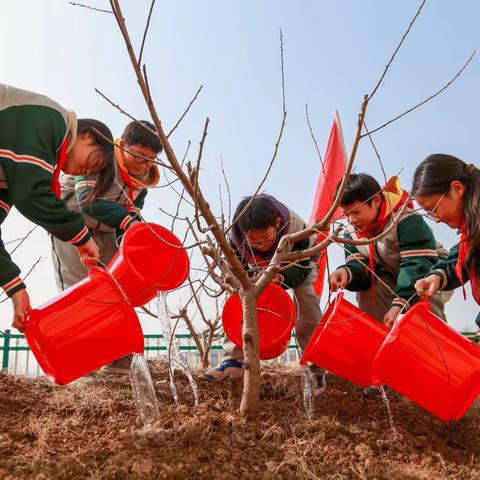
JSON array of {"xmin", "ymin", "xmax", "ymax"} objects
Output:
[
  {"xmin": 60, "ymin": 164, "xmax": 147, "ymax": 235},
  {"xmin": 60, "ymin": 139, "xmax": 159, "ymax": 233},
  {"xmin": 339, "ymin": 211, "xmax": 447, "ymax": 309},
  {"xmin": 0, "ymin": 84, "xmax": 90, "ymax": 297}
]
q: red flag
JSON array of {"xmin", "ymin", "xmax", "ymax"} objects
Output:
[{"xmin": 309, "ymin": 112, "xmax": 347, "ymax": 296}]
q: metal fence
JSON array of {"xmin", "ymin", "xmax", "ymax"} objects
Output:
[
  {"xmin": 2, "ymin": 330, "xmax": 476, "ymax": 379},
  {"xmin": 0, "ymin": 330, "xmax": 302, "ymax": 378}
]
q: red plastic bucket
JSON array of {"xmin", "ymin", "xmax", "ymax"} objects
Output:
[
  {"xmin": 222, "ymin": 284, "xmax": 296, "ymax": 360},
  {"xmin": 108, "ymin": 222, "xmax": 190, "ymax": 306},
  {"xmin": 300, "ymin": 293, "xmax": 389, "ymax": 387},
  {"xmin": 371, "ymin": 302, "xmax": 480, "ymax": 421},
  {"xmin": 24, "ymin": 267, "xmax": 144, "ymax": 385}
]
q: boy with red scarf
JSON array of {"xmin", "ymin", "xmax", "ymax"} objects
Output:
[
  {"xmin": 329, "ymin": 173, "xmax": 447, "ymax": 328},
  {"xmin": 51, "ymin": 120, "xmax": 161, "ymax": 292},
  {"xmin": 51, "ymin": 120, "xmax": 161, "ymax": 378}
]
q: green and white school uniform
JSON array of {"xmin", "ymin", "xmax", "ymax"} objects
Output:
[{"xmin": 0, "ymin": 84, "xmax": 90, "ymax": 297}]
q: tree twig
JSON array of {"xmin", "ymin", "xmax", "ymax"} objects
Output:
[
  {"xmin": 225, "ymin": 29, "xmax": 287, "ymax": 236},
  {"xmin": 138, "ymin": 0, "xmax": 156, "ymax": 67},
  {"xmin": 363, "ymin": 49, "xmax": 476, "ymax": 137},
  {"xmin": 69, "ymin": 2, "xmax": 112, "ymax": 13},
  {"xmin": 167, "ymin": 85, "xmax": 204, "ymax": 138},
  {"xmin": 369, "ymin": 0, "xmax": 426, "ymax": 100}
]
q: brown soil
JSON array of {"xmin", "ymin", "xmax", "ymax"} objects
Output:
[{"xmin": 0, "ymin": 362, "xmax": 479, "ymax": 480}]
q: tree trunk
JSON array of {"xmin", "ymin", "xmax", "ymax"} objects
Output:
[{"xmin": 239, "ymin": 289, "xmax": 261, "ymax": 421}]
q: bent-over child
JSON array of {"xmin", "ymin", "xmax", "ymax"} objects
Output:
[
  {"xmin": 329, "ymin": 173, "xmax": 447, "ymax": 326},
  {"xmin": 0, "ymin": 83, "xmax": 114, "ymax": 331},
  {"xmin": 413, "ymin": 154, "xmax": 480, "ymax": 311},
  {"xmin": 51, "ymin": 120, "xmax": 162, "ymax": 376},
  {"xmin": 205, "ymin": 194, "xmax": 326, "ymax": 393}
]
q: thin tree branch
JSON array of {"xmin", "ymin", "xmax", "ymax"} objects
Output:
[
  {"xmin": 0, "ymin": 257, "xmax": 45, "ymax": 304},
  {"xmin": 69, "ymin": 2, "xmax": 113, "ymax": 13},
  {"xmin": 138, "ymin": 0, "xmax": 156, "ymax": 67},
  {"xmin": 306, "ymin": 103, "xmax": 331, "ymax": 203},
  {"xmin": 189, "ymin": 118, "xmax": 210, "ymax": 234},
  {"xmin": 363, "ymin": 50, "xmax": 476, "ymax": 137},
  {"xmin": 167, "ymin": 85, "xmax": 204, "ymax": 138},
  {"xmin": 220, "ymin": 156, "xmax": 232, "ymax": 225},
  {"xmin": 369, "ymin": 0, "xmax": 426, "ymax": 100},
  {"xmin": 225, "ymin": 29, "xmax": 287, "ymax": 236},
  {"xmin": 110, "ymin": 0, "xmax": 251, "ymax": 289},
  {"xmin": 9, "ymin": 225, "xmax": 38, "ymax": 255}
]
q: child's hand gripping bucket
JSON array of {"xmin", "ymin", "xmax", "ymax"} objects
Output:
[
  {"xmin": 300, "ymin": 293, "xmax": 389, "ymax": 387},
  {"xmin": 371, "ymin": 301, "xmax": 480, "ymax": 421},
  {"xmin": 24, "ymin": 267, "xmax": 144, "ymax": 385},
  {"xmin": 222, "ymin": 284, "xmax": 296, "ymax": 360},
  {"xmin": 108, "ymin": 222, "xmax": 190, "ymax": 306}
]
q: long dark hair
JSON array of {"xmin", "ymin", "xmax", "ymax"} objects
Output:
[
  {"xmin": 412, "ymin": 153, "xmax": 480, "ymax": 277},
  {"xmin": 77, "ymin": 118, "xmax": 115, "ymax": 204}
]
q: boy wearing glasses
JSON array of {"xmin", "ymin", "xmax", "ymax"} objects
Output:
[
  {"xmin": 205, "ymin": 194, "xmax": 326, "ymax": 393},
  {"xmin": 329, "ymin": 173, "xmax": 447, "ymax": 330},
  {"xmin": 50, "ymin": 120, "xmax": 162, "ymax": 378}
]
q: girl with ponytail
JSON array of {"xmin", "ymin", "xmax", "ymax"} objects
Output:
[{"xmin": 412, "ymin": 154, "xmax": 480, "ymax": 304}]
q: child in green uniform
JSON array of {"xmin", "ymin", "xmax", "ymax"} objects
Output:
[
  {"xmin": 329, "ymin": 173, "xmax": 448, "ymax": 396},
  {"xmin": 51, "ymin": 120, "xmax": 162, "ymax": 291},
  {"xmin": 205, "ymin": 194, "xmax": 326, "ymax": 393},
  {"xmin": 0, "ymin": 83, "xmax": 114, "ymax": 332},
  {"xmin": 51, "ymin": 120, "xmax": 162, "ymax": 376},
  {"xmin": 413, "ymin": 155, "xmax": 480, "ymax": 308},
  {"xmin": 329, "ymin": 173, "xmax": 447, "ymax": 327}
]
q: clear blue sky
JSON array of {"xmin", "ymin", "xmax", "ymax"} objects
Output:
[{"xmin": 0, "ymin": 0, "xmax": 479, "ymax": 332}]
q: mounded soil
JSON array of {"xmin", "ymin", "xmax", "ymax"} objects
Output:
[{"xmin": 0, "ymin": 362, "xmax": 479, "ymax": 479}]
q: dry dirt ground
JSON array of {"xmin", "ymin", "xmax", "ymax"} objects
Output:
[{"xmin": 0, "ymin": 361, "xmax": 479, "ymax": 480}]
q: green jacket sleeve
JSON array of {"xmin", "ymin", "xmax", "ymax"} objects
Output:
[
  {"xmin": 430, "ymin": 242, "xmax": 467, "ymax": 291},
  {"xmin": 337, "ymin": 232, "xmax": 372, "ymax": 291},
  {"xmin": 393, "ymin": 215, "xmax": 442, "ymax": 308},
  {"xmin": 3, "ymin": 162, "xmax": 90, "ymax": 246},
  {"xmin": 0, "ymin": 232, "xmax": 26, "ymax": 296},
  {"xmin": 75, "ymin": 176, "xmax": 144, "ymax": 231},
  {"xmin": 281, "ymin": 237, "xmax": 312, "ymax": 289},
  {"xmin": 0, "ymin": 104, "xmax": 90, "ymax": 247}
]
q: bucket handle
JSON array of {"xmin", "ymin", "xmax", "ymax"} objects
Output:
[{"xmin": 89, "ymin": 258, "xmax": 133, "ymax": 307}]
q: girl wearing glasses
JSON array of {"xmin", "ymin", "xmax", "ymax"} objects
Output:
[{"xmin": 413, "ymin": 154, "xmax": 480, "ymax": 305}]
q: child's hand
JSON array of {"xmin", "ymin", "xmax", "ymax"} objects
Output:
[
  {"xmin": 273, "ymin": 273, "xmax": 285, "ymax": 285},
  {"xmin": 11, "ymin": 288, "xmax": 31, "ymax": 333},
  {"xmin": 383, "ymin": 306, "xmax": 402, "ymax": 329},
  {"xmin": 76, "ymin": 237, "xmax": 100, "ymax": 267},
  {"xmin": 415, "ymin": 275, "xmax": 440, "ymax": 300},
  {"xmin": 329, "ymin": 269, "xmax": 348, "ymax": 292}
]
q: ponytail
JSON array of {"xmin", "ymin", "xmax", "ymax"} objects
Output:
[{"xmin": 77, "ymin": 119, "xmax": 115, "ymax": 204}]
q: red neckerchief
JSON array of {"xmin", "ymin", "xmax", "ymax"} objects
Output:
[
  {"xmin": 455, "ymin": 222, "xmax": 469, "ymax": 300},
  {"xmin": 51, "ymin": 137, "xmax": 69, "ymax": 197},
  {"xmin": 118, "ymin": 165, "xmax": 135, "ymax": 206}
]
